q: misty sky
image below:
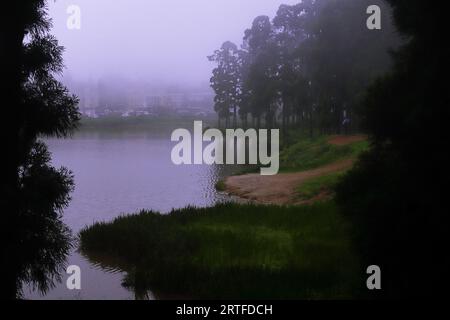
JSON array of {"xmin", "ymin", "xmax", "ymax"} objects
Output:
[{"xmin": 48, "ymin": 0, "xmax": 299, "ymax": 86}]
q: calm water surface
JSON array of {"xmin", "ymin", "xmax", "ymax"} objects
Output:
[{"xmin": 23, "ymin": 132, "xmax": 240, "ymax": 300}]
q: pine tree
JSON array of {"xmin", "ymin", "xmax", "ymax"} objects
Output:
[{"xmin": 1, "ymin": 1, "xmax": 80, "ymax": 298}]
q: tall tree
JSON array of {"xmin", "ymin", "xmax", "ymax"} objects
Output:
[
  {"xmin": 208, "ymin": 41, "xmax": 242, "ymax": 128},
  {"xmin": 1, "ymin": 1, "xmax": 79, "ymax": 298},
  {"xmin": 273, "ymin": 2, "xmax": 316, "ymax": 135},
  {"xmin": 307, "ymin": 0, "xmax": 398, "ymax": 134},
  {"xmin": 243, "ymin": 16, "xmax": 279, "ymax": 129}
]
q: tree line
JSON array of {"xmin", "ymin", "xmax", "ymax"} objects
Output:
[{"xmin": 209, "ymin": 0, "xmax": 399, "ymax": 136}]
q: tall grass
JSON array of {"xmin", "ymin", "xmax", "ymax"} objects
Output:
[{"xmin": 79, "ymin": 202, "xmax": 362, "ymax": 299}]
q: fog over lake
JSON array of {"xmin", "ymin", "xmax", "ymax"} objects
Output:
[{"xmin": 48, "ymin": 0, "xmax": 299, "ymax": 85}]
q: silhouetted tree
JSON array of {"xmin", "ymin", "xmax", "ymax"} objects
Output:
[
  {"xmin": 336, "ymin": 0, "xmax": 449, "ymax": 297},
  {"xmin": 1, "ymin": 1, "xmax": 79, "ymax": 299},
  {"xmin": 208, "ymin": 41, "xmax": 242, "ymax": 128}
]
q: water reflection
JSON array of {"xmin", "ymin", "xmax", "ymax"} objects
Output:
[{"xmin": 24, "ymin": 132, "xmax": 243, "ymax": 300}]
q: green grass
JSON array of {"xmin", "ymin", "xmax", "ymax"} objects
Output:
[
  {"xmin": 280, "ymin": 137, "xmax": 368, "ymax": 172},
  {"xmin": 297, "ymin": 171, "xmax": 348, "ymax": 201},
  {"xmin": 79, "ymin": 202, "xmax": 362, "ymax": 299},
  {"xmin": 215, "ymin": 180, "xmax": 226, "ymax": 192}
]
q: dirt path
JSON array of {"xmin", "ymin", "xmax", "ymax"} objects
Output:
[
  {"xmin": 328, "ymin": 135, "xmax": 367, "ymax": 146},
  {"xmin": 224, "ymin": 159, "xmax": 354, "ymax": 205}
]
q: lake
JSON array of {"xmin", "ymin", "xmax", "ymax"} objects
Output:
[{"xmin": 23, "ymin": 131, "xmax": 241, "ymax": 300}]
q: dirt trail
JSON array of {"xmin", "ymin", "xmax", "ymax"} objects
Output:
[
  {"xmin": 224, "ymin": 159, "xmax": 354, "ymax": 205},
  {"xmin": 224, "ymin": 135, "xmax": 366, "ymax": 205}
]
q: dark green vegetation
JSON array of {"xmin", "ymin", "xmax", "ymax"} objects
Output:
[
  {"xmin": 280, "ymin": 137, "xmax": 368, "ymax": 172},
  {"xmin": 225, "ymin": 135, "xmax": 369, "ymax": 177},
  {"xmin": 209, "ymin": 0, "xmax": 399, "ymax": 135},
  {"xmin": 1, "ymin": 2, "xmax": 79, "ymax": 298},
  {"xmin": 297, "ymin": 171, "xmax": 347, "ymax": 202},
  {"xmin": 80, "ymin": 202, "xmax": 361, "ymax": 299},
  {"xmin": 336, "ymin": 1, "xmax": 450, "ymax": 297},
  {"xmin": 214, "ymin": 180, "xmax": 226, "ymax": 192}
]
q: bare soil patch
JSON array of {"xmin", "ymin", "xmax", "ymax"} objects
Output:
[{"xmin": 224, "ymin": 159, "xmax": 354, "ymax": 205}]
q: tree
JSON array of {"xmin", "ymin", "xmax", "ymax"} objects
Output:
[
  {"xmin": 336, "ymin": 0, "xmax": 449, "ymax": 297},
  {"xmin": 272, "ymin": 1, "xmax": 317, "ymax": 136},
  {"xmin": 243, "ymin": 16, "xmax": 279, "ymax": 129},
  {"xmin": 310, "ymin": 0, "xmax": 398, "ymax": 134},
  {"xmin": 208, "ymin": 41, "xmax": 242, "ymax": 128},
  {"xmin": 1, "ymin": 1, "xmax": 80, "ymax": 298}
]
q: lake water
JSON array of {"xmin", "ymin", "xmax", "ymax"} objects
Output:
[{"xmin": 23, "ymin": 132, "xmax": 240, "ymax": 300}]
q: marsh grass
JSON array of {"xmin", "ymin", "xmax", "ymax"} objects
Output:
[{"xmin": 79, "ymin": 202, "xmax": 362, "ymax": 299}]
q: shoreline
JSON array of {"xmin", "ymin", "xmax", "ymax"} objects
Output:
[
  {"xmin": 223, "ymin": 159, "xmax": 355, "ymax": 205},
  {"xmin": 221, "ymin": 135, "xmax": 367, "ymax": 205}
]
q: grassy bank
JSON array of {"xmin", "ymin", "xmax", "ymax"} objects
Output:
[
  {"xmin": 214, "ymin": 180, "xmax": 227, "ymax": 192},
  {"xmin": 296, "ymin": 170, "xmax": 349, "ymax": 201},
  {"xmin": 224, "ymin": 135, "xmax": 368, "ymax": 178},
  {"xmin": 80, "ymin": 201, "xmax": 361, "ymax": 299},
  {"xmin": 216, "ymin": 136, "xmax": 369, "ymax": 199},
  {"xmin": 280, "ymin": 137, "xmax": 368, "ymax": 172}
]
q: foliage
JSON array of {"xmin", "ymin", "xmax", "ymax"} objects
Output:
[
  {"xmin": 208, "ymin": 42, "xmax": 243, "ymax": 128},
  {"xmin": 209, "ymin": 0, "xmax": 400, "ymax": 135},
  {"xmin": 214, "ymin": 180, "xmax": 226, "ymax": 192},
  {"xmin": 280, "ymin": 137, "xmax": 368, "ymax": 172},
  {"xmin": 297, "ymin": 170, "xmax": 347, "ymax": 201},
  {"xmin": 0, "ymin": 1, "xmax": 79, "ymax": 298},
  {"xmin": 80, "ymin": 202, "xmax": 361, "ymax": 299},
  {"xmin": 336, "ymin": 0, "xmax": 449, "ymax": 297}
]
